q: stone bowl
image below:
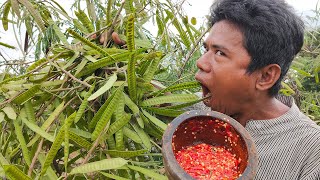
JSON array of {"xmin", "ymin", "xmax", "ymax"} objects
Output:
[{"xmin": 162, "ymin": 110, "xmax": 258, "ymax": 180}]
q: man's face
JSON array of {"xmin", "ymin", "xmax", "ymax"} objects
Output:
[{"xmin": 195, "ymin": 20, "xmax": 258, "ymax": 117}]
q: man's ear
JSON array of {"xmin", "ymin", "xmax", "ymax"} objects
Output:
[{"xmin": 256, "ymin": 64, "xmax": 281, "ymax": 91}]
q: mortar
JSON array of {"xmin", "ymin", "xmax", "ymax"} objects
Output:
[{"xmin": 162, "ymin": 110, "xmax": 258, "ymax": 180}]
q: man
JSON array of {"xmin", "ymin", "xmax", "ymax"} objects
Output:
[{"xmin": 194, "ymin": 0, "xmax": 320, "ymax": 179}]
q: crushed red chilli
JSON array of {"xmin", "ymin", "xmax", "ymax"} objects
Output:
[{"xmin": 175, "ymin": 143, "xmax": 241, "ymax": 180}]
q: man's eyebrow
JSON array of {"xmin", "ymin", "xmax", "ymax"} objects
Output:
[
  {"xmin": 203, "ymin": 42, "xmax": 229, "ymax": 51},
  {"xmin": 211, "ymin": 44, "xmax": 228, "ymax": 50}
]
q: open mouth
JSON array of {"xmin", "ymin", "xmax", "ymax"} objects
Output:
[{"xmin": 201, "ymin": 84, "xmax": 212, "ymax": 106}]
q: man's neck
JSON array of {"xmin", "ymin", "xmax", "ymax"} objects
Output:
[{"xmin": 235, "ymin": 96, "xmax": 290, "ymax": 126}]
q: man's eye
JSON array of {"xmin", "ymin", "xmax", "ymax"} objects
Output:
[{"xmin": 215, "ymin": 50, "xmax": 225, "ymax": 56}]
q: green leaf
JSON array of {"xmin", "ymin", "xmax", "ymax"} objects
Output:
[
  {"xmin": 63, "ymin": 52, "xmax": 79, "ymax": 69},
  {"xmin": 40, "ymin": 128, "xmax": 65, "ymax": 176},
  {"xmin": 37, "ymin": 154, "xmax": 58, "ymax": 180},
  {"xmin": 12, "ymin": 84, "xmax": 41, "ymax": 105},
  {"xmin": 141, "ymin": 110, "xmax": 167, "ymax": 131},
  {"xmin": 41, "ymin": 101, "xmax": 65, "ymax": 129},
  {"xmin": 127, "ymin": 165, "xmax": 168, "ymax": 180},
  {"xmin": 0, "ymin": 152, "xmax": 9, "ymax": 165},
  {"xmin": 124, "ymin": 93, "xmax": 144, "ymax": 128},
  {"xmin": 118, "ymin": 34, "xmax": 153, "ymax": 49},
  {"xmin": 50, "ymin": 19, "xmax": 69, "ymax": 45},
  {"xmin": 13, "ymin": 120, "xmax": 31, "ymax": 166},
  {"xmin": 69, "ymin": 158, "xmax": 128, "ymax": 175},
  {"xmin": 146, "ymin": 107, "xmax": 184, "ymax": 117},
  {"xmin": 11, "ymin": 0, "xmax": 21, "ymax": 19},
  {"xmin": 191, "ymin": 17, "xmax": 197, "ymax": 25},
  {"xmin": 28, "ymin": 66, "xmax": 50, "ymax": 83},
  {"xmin": 3, "ymin": 165, "xmax": 31, "ymax": 180},
  {"xmin": 131, "ymin": 123, "xmax": 151, "ymax": 150},
  {"xmin": 127, "ymin": 53, "xmax": 137, "ymax": 102},
  {"xmin": 86, "ymin": 0, "xmax": 97, "ymax": 22},
  {"xmin": 107, "ymin": 133, "xmax": 116, "ymax": 150},
  {"xmin": 89, "ymin": 91, "xmax": 115, "ymax": 131},
  {"xmin": 294, "ymin": 77, "xmax": 303, "ymax": 88},
  {"xmin": 69, "ymin": 131, "xmax": 91, "ymax": 150},
  {"xmin": 165, "ymin": 10, "xmax": 190, "ymax": 49},
  {"xmin": 0, "ymin": 112, "xmax": 5, "ymax": 123},
  {"xmin": 88, "ymin": 73, "xmax": 117, "ymax": 101},
  {"xmin": 114, "ymin": 91, "xmax": 125, "ymax": 121},
  {"xmin": 75, "ymin": 59, "xmax": 88, "ymax": 76},
  {"xmin": 26, "ymin": 58, "xmax": 48, "ymax": 72},
  {"xmin": 27, "ymin": 101, "xmax": 66, "ymax": 147},
  {"xmin": 291, "ymin": 67, "xmax": 312, "ymax": 77},
  {"xmin": 2, "ymin": 106, "xmax": 17, "ymax": 120},
  {"xmin": 21, "ymin": 117, "xmax": 54, "ymax": 142},
  {"xmin": 151, "ymin": 81, "xmax": 200, "ymax": 96},
  {"xmin": 165, "ymin": 96, "xmax": 208, "ymax": 109},
  {"xmin": 126, "ymin": 14, "xmax": 135, "ymax": 51},
  {"xmin": 115, "ymin": 128, "xmax": 125, "ymax": 151},
  {"xmin": 141, "ymin": 94, "xmax": 199, "ymax": 107},
  {"xmin": 74, "ymin": 84, "xmax": 95, "ymax": 123},
  {"xmin": 100, "ymin": 172, "xmax": 130, "ymax": 180},
  {"xmin": 144, "ymin": 122, "xmax": 163, "ymax": 139},
  {"xmin": 74, "ymin": 10, "xmax": 94, "ymax": 33},
  {"xmin": 24, "ymin": 101, "xmax": 35, "ymax": 123},
  {"xmin": 69, "ymin": 128, "xmax": 91, "ymax": 139},
  {"xmin": 123, "ymin": 127, "xmax": 142, "ymax": 143},
  {"xmin": 67, "ymin": 29, "xmax": 113, "ymax": 58},
  {"xmin": 314, "ymin": 67, "xmax": 319, "ymax": 83},
  {"xmin": 83, "ymin": 53, "xmax": 96, "ymax": 61},
  {"xmin": 76, "ymin": 52, "xmax": 132, "ymax": 77},
  {"xmin": 73, "ymin": 19, "xmax": 88, "ymax": 33},
  {"xmin": 124, "ymin": 0, "xmax": 135, "ymax": 14},
  {"xmin": 17, "ymin": 0, "xmax": 46, "ymax": 32},
  {"xmin": 2, "ymin": 1, "xmax": 11, "ymax": 31},
  {"xmin": 143, "ymin": 57, "xmax": 162, "ymax": 83},
  {"xmin": 64, "ymin": 113, "xmax": 78, "ymax": 171},
  {"xmin": 105, "ymin": 149, "xmax": 147, "ymax": 158},
  {"xmin": 0, "ymin": 42, "xmax": 15, "ymax": 49},
  {"xmin": 92, "ymin": 84, "xmax": 124, "ymax": 140},
  {"xmin": 281, "ymin": 82, "xmax": 295, "ymax": 94},
  {"xmin": 107, "ymin": 114, "xmax": 132, "ymax": 137},
  {"xmin": 156, "ymin": 10, "xmax": 164, "ymax": 36}
]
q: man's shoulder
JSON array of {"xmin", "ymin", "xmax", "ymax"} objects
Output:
[
  {"xmin": 295, "ymin": 110, "xmax": 320, "ymax": 134},
  {"xmin": 290, "ymin": 116, "xmax": 320, "ymax": 150}
]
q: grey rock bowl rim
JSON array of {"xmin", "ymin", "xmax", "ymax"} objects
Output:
[{"xmin": 162, "ymin": 110, "xmax": 258, "ymax": 180}]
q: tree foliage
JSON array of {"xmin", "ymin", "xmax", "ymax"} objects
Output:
[
  {"xmin": 0, "ymin": 0, "xmax": 319, "ymax": 179},
  {"xmin": 0, "ymin": 0, "xmax": 205, "ymax": 179}
]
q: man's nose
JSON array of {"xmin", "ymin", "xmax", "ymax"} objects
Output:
[{"xmin": 196, "ymin": 54, "xmax": 208, "ymax": 72}]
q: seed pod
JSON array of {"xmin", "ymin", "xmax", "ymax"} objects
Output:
[{"xmin": 112, "ymin": 32, "xmax": 126, "ymax": 46}]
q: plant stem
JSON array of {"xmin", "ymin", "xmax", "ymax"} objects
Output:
[
  {"xmin": 48, "ymin": 58, "xmax": 92, "ymax": 88},
  {"xmin": 178, "ymin": 27, "xmax": 210, "ymax": 78},
  {"xmin": 28, "ymin": 138, "xmax": 44, "ymax": 176},
  {"xmin": 0, "ymin": 91, "xmax": 23, "ymax": 109},
  {"xmin": 82, "ymin": 122, "xmax": 110, "ymax": 165}
]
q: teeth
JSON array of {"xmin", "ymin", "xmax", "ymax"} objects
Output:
[
  {"xmin": 204, "ymin": 92, "xmax": 212, "ymax": 99},
  {"xmin": 203, "ymin": 93, "xmax": 212, "ymax": 105}
]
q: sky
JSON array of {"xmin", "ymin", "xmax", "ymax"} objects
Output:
[
  {"xmin": 183, "ymin": 0, "xmax": 319, "ymax": 23},
  {"xmin": 0, "ymin": 0, "xmax": 319, "ymax": 63}
]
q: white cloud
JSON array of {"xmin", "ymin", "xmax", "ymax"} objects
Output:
[{"xmin": 287, "ymin": 0, "xmax": 319, "ymax": 12}]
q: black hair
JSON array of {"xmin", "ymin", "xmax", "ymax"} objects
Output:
[{"xmin": 209, "ymin": 0, "xmax": 304, "ymax": 96}]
